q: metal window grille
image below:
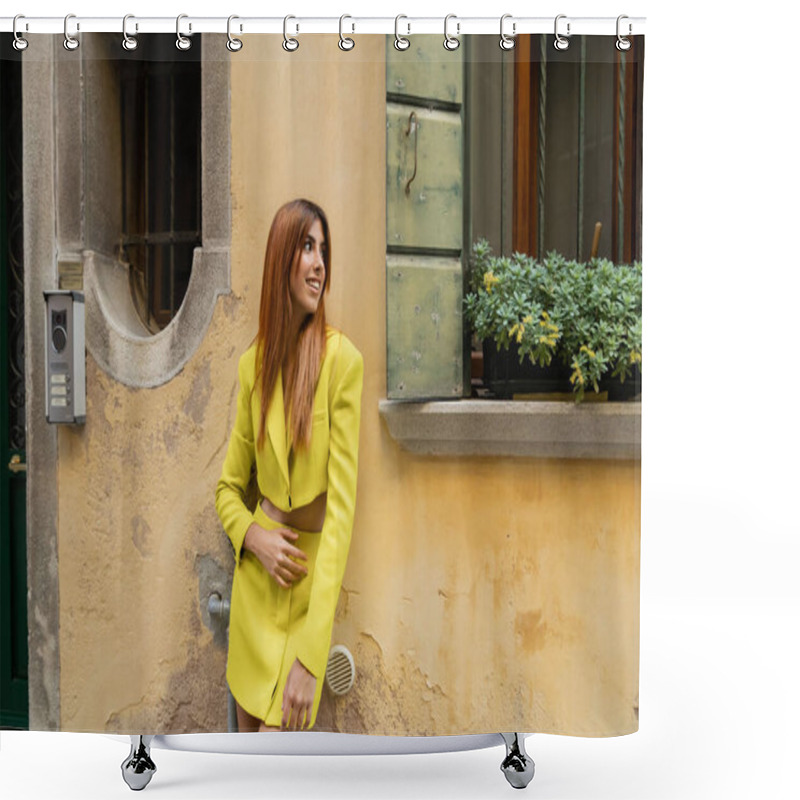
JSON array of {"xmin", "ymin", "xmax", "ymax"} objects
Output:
[{"xmin": 119, "ymin": 34, "xmax": 202, "ymax": 333}]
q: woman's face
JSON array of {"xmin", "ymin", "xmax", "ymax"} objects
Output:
[{"xmin": 289, "ymin": 218, "xmax": 326, "ymax": 320}]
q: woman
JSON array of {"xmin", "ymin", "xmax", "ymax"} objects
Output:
[{"xmin": 215, "ymin": 198, "xmax": 363, "ymax": 732}]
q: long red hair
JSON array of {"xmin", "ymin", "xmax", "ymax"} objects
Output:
[{"xmin": 254, "ymin": 199, "xmax": 330, "ymax": 452}]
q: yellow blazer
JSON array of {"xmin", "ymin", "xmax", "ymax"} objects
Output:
[{"xmin": 215, "ymin": 326, "xmax": 364, "ymax": 681}]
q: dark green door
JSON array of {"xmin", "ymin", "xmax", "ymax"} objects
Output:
[{"xmin": 1, "ymin": 42, "xmax": 29, "ymax": 730}]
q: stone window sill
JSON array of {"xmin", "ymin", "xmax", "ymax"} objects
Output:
[{"xmin": 378, "ymin": 399, "xmax": 641, "ymax": 460}]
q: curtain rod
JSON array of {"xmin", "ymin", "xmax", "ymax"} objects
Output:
[{"xmin": 0, "ymin": 16, "xmax": 646, "ymax": 37}]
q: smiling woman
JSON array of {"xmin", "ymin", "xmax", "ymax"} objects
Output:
[
  {"xmin": 215, "ymin": 198, "xmax": 364, "ymax": 733},
  {"xmin": 289, "ymin": 220, "xmax": 327, "ymax": 323}
]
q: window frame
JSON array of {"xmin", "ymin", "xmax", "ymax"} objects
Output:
[
  {"xmin": 380, "ymin": 35, "xmax": 642, "ymax": 461},
  {"xmin": 75, "ymin": 34, "xmax": 232, "ymax": 389}
]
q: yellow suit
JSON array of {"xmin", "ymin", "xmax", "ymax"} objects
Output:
[{"xmin": 215, "ymin": 326, "xmax": 363, "ymax": 727}]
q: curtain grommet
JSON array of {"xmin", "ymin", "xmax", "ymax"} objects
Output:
[
  {"xmin": 283, "ymin": 15, "xmax": 299, "ymax": 52},
  {"xmin": 499, "ymin": 14, "xmax": 516, "ymax": 51},
  {"xmin": 227, "ymin": 15, "xmax": 243, "ymax": 52},
  {"xmin": 339, "ymin": 14, "xmax": 355, "ymax": 51},
  {"xmin": 394, "ymin": 15, "xmax": 410, "ymax": 51},
  {"xmin": 63, "ymin": 13, "xmax": 79, "ymax": 51},
  {"xmin": 616, "ymin": 15, "xmax": 632, "ymax": 51},
  {"xmin": 443, "ymin": 14, "xmax": 460, "ymax": 51},
  {"xmin": 554, "ymin": 14, "xmax": 570, "ymax": 51},
  {"xmin": 12, "ymin": 14, "xmax": 29, "ymax": 51},
  {"xmin": 175, "ymin": 13, "xmax": 192, "ymax": 51},
  {"xmin": 122, "ymin": 14, "xmax": 138, "ymax": 51}
]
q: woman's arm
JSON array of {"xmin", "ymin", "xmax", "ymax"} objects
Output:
[
  {"xmin": 294, "ymin": 340, "xmax": 364, "ymax": 679},
  {"xmin": 215, "ymin": 352, "xmax": 259, "ymax": 566}
]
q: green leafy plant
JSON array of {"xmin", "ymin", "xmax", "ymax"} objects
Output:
[{"xmin": 464, "ymin": 240, "xmax": 642, "ymax": 401}]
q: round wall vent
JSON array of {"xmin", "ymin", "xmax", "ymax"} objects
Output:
[{"xmin": 325, "ymin": 645, "xmax": 355, "ymax": 695}]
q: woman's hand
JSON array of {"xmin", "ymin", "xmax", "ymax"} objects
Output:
[
  {"xmin": 243, "ymin": 524, "xmax": 308, "ymax": 589},
  {"xmin": 282, "ymin": 658, "xmax": 317, "ymax": 731}
]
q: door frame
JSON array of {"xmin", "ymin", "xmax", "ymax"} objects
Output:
[{"xmin": 1, "ymin": 39, "xmax": 29, "ymax": 731}]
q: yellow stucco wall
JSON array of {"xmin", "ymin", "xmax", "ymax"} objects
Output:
[{"xmin": 57, "ymin": 35, "xmax": 640, "ymax": 736}]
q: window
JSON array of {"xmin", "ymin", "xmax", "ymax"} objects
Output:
[
  {"xmin": 511, "ymin": 35, "xmax": 643, "ymax": 263},
  {"xmin": 72, "ymin": 32, "xmax": 230, "ymax": 388},
  {"xmin": 467, "ymin": 35, "xmax": 644, "ymax": 398},
  {"xmin": 118, "ymin": 35, "xmax": 203, "ymax": 333},
  {"xmin": 468, "ymin": 35, "xmax": 643, "ymax": 265},
  {"xmin": 382, "ymin": 35, "xmax": 642, "ymax": 459},
  {"xmin": 385, "ymin": 35, "xmax": 643, "ymax": 400}
]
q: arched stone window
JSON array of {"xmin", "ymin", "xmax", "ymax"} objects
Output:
[
  {"xmin": 72, "ymin": 33, "xmax": 230, "ymax": 387},
  {"xmin": 118, "ymin": 35, "xmax": 203, "ymax": 333}
]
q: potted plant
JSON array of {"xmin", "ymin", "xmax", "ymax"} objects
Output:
[{"xmin": 463, "ymin": 240, "xmax": 642, "ymax": 401}]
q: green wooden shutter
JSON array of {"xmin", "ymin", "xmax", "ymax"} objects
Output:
[{"xmin": 386, "ymin": 37, "xmax": 464, "ymax": 400}]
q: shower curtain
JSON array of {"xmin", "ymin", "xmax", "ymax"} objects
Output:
[{"xmin": 1, "ymin": 26, "xmax": 643, "ymax": 737}]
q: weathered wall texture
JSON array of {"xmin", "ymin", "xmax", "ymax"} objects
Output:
[{"xmin": 56, "ymin": 35, "xmax": 639, "ymax": 736}]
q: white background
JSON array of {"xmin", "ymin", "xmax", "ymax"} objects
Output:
[{"xmin": 3, "ymin": 1, "xmax": 799, "ymax": 798}]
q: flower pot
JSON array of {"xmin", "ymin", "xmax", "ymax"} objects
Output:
[
  {"xmin": 606, "ymin": 364, "xmax": 641, "ymax": 401},
  {"xmin": 482, "ymin": 340, "xmax": 572, "ymax": 399},
  {"xmin": 482, "ymin": 340, "xmax": 641, "ymax": 401}
]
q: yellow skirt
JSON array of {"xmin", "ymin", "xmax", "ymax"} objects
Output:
[{"xmin": 227, "ymin": 502, "xmax": 325, "ymax": 728}]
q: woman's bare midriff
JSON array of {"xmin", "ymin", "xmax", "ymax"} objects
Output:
[{"xmin": 260, "ymin": 492, "xmax": 327, "ymax": 533}]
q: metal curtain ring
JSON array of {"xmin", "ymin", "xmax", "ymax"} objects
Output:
[
  {"xmin": 394, "ymin": 15, "xmax": 410, "ymax": 51},
  {"xmin": 176, "ymin": 13, "xmax": 192, "ymax": 51},
  {"xmin": 616, "ymin": 15, "xmax": 632, "ymax": 51},
  {"xmin": 499, "ymin": 14, "xmax": 516, "ymax": 50},
  {"xmin": 554, "ymin": 14, "xmax": 570, "ymax": 51},
  {"xmin": 12, "ymin": 15, "xmax": 28, "ymax": 51},
  {"xmin": 227, "ymin": 15, "xmax": 243, "ymax": 52},
  {"xmin": 122, "ymin": 14, "xmax": 138, "ymax": 51},
  {"xmin": 63, "ymin": 13, "xmax": 79, "ymax": 51},
  {"xmin": 339, "ymin": 14, "xmax": 355, "ymax": 51},
  {"xmin": 443, "ymin": 14, "xmax": 460, "ymax": 51},
  {"xmin": 283, "ymin": 15, "xmax": 299, "ymax": 52}
]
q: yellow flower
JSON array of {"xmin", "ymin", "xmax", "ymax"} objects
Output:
[
  {"xmin": 579, "ymin": 345, "xmax": 596, "ymax": 359},
  {"xmin": 523, "ymin": 315, "xmax": 534, "ymax": 325},
  {"xmin": 483, "ymin": 271, "xmax": 499, "ymax": 293},
  {"xmin": 540, "ymin": 313, "xmax": 558, "ymax": 334},
  {"xmin": 509, "ymin": 323, "xmax": 519, "ymax": 338},
  {"xmin": 570, "ymin": 363, "xmax": 585, "ymax": 387},
  {"xmin": 516, "ymin": 324, "xmax": 525, "ymax": 343},
  {"xmin": 629, "ymin": 350, "xmax": 642, "ymax": 364}
]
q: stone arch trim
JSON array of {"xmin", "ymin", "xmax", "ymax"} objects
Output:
[{"xmin": 84, "ymin": 51, "xmax": 231, "ymax": 388}]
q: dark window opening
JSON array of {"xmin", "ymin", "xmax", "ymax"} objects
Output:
[
  {"xmin": 513, "ymin": 35, "xmax": 643, "ymax": 263},
  {"xmin": 118, "ymin": 34, "xmax": 202, "ymax": 333}
]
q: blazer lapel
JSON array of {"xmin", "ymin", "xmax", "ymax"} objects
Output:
[{"xmin": 267, "ymin": 368, "xmax": 291, "ymax": 491}]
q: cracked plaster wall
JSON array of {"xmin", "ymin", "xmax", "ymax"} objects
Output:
[{"xmin": 56, "ymin": 35, "xmax": 640, "ymax": 736}]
